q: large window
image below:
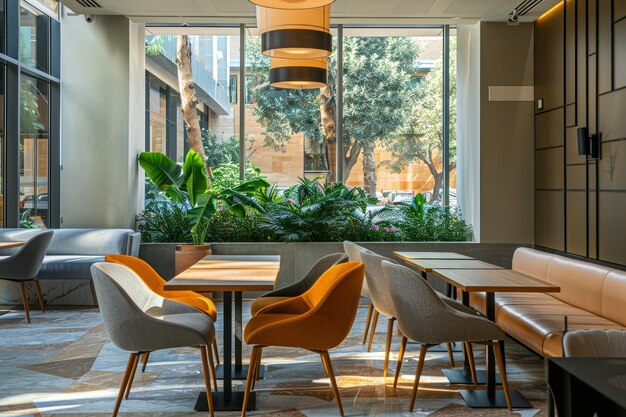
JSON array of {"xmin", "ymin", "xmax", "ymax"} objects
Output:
[
  {"xmin": 0, "ymin": 0, "xmax": 60, "ymax": 228},
  {"xmin": 144, "ymin": 24, "xmax": 456, "ymax": 205}
]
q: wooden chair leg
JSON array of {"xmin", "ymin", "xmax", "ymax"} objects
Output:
[
  {"xmin": 320, "ymin": 350, "xmax": 344, "ymax": 417},
  {"xmin": 212, "ymin": 339, "xmax": 220, "ymax": 365},
  {"xmin": 124, "ymin": 353, "xmax": 140, "ymax": 400},
  {"xmin": 383, "ymin": 318, "xmax": 395, "ymax": 379},
  {"xmin": 446, "ymin": 343, "xmax": 455, "ymax": 368},
  {"xmin": 112, "ymin": 353, "xmax": 138, "ymax": 417},
  {"xmin": 393, "ymin": 336, "xmax": 408, "ymax": 388},
  {"xmin": 34, "ymin": 281, "xmax": 45, "ymax": 313},
  {"xmin": 367, "ymin": 310, "xmax": 379, "ymax": 352},
  {"xmin": 89, "ymin": 280, "xmax": 99, "ymax": 307},
  {"xmin": 251, "ymin": 347, "xmax": 263, "ymax": 391},
  {"xmin": 362, "ymin": 302, "xmax": 374, "ymax": 344},
  {"xmin": 241, "ymin": 345, "xmax": 260, "ymax": 417},
  {"xmin": 140, "ymin": 352, "xmax": 150, "ymax": 373},
  {"xmin": 207, "ymin": 343, "xmax": 218, "ymax": 391},
  {"xmin": 18, "ymin": 281, "xmax": 31, "ymax": 324},
  {"xmin": 199, "ymin": 345, "xmax": 215, "ymax": 417},
  {"xmin": 464, "ymin": 342, "xmax": 478, "ymax": 385},
  {"xmin": 493, "ymin": 342, "xmax": 513, "ymax": 411},
  {"xmin": 409, "ymin": 345, "xmax": 428, "ymax": 413}
]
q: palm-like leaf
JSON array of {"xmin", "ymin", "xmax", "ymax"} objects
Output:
[
  {"xmin": 139, "ymin": 152, "xmax": 185, "ymax": 202},
  {"xmin": 182, "ymin": 150, "xmax": 208, "ymax": 206}
]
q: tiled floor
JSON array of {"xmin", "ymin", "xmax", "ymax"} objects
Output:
[{"xmin": 0, "ymin": 302, "xmax": 548, "ymax": 416}]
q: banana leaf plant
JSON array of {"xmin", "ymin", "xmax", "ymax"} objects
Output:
[
  {"xmin": 394, "ymin": 193, "xmax": 426, "ymax": 219},
  {"xmin": 139, "ymin": 150, "xmax": 269, "ymax": 245}
]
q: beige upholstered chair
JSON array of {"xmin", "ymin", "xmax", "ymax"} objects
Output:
[
  {"xmin": 382, "ymin": 260, "xmax": 513, "ymax": 411},
  {"xmin": 563, "ymin": 329, "xmax": 626, "ymax": 357},
  {"xmin": 91, "ymin": 262, "xmax": 216, "ymax": 417},
  {"xmin": 343, "ymin": 241, "xmax": 376, "ymax": 348}
]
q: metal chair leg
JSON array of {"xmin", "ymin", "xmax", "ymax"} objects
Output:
[
  {"xmin": 18, "ymin": 281, "xmax": 31, "ymax": 324},
  {"xmin": 409, "ymin": 345, "xmax": 428, "ymax": 413},
  {"xmin": 320, "ymin": 350, "xmax": 344, "ymax": 417},
  {"xmin": 367, "ymin": 310, "xmax": 379, "ymax": 352},
  {"xmin": 393, "ymin": 336, "xmax": 408, "ymax": 388}
]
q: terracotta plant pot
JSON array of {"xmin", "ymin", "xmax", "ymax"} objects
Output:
[{"xmin": 174, "ymin": 244, "xmax": 212, "ymax": 276}]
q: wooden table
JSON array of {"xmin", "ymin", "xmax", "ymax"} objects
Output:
[
  {"xmin": 432, "ymin": 268, "xmax": 560, "ymax": 409},
  {"xmin": 393, "ymin": 251, "xmax": 473, "ymax": 261},
  {"xmin": 165, "ymin": 255, "xmax": 280, "ymax": 412},
  {"xmin": 0, "ymin": 241, "xmax": 26, "ymax": 249}
]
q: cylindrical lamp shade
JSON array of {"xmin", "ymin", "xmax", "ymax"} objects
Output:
[
  {"xmin": 250, "ymin": 0, "xmax": 334, "ymax": 10},
  {"xmin": 270, "ymin": 57, "xmax": 327, "ymax": 89},
  {"xmin": 257, "ymin": 5, "xmax": 331, "ymax": 59}
]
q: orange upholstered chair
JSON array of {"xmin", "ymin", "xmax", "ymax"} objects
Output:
[
  {"xmin": 105, "ymin": 254, "xmax": 220, "ymax": 369},
  {"xmin": 240, "ymin": 261, "xmax": 365, "ymax": 417}
]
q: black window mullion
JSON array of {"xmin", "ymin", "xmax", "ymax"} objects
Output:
[
  {"xmin": 5, "ymin": 64, "xmax": 19, "ymax": 227},
  {"xmin": 5, "ymin": 0, "xmax": 18, "ymax": 59},
  {"xmin": 165, "ymin": 86, "xmax": 177, "ymax": 160},
  {"xmin": 50, "ymin": 17, "xmax": 60, "ymax": 78},
  {"xmin": 47, "ymin": 81, "xmax": 60, "ymax": 228}
]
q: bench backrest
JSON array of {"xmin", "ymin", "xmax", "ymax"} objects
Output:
[
  {"xmin": 512, "ymin": 247, "xmax": 626, "ymax": 326},
  {"xmin": 0, "ymin": 228, "xmax": 139, "ymax": 256}
]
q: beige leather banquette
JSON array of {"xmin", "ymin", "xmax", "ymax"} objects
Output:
[{"xmin": 470, "ymin": 248, "xmax": 626, "ymax": 357}]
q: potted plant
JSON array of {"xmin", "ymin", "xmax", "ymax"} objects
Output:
[{"xmin": 139, "ymin": 150, "xmax": 269, "ymax": 275}]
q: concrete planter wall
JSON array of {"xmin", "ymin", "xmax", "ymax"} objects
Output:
[{"xmin": 139, "ymin": 241, "xmax": 529, "ymax": 296}]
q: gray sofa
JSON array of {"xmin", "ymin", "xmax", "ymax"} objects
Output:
[{"xmin": 0, "ymin": 228, "xmax": 140, "ymax": 283}]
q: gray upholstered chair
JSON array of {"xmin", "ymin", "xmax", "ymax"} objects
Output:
[
  {"xmin": 563, "ymin": 329, "xmax": 626, "ymax": 357},
  {"xmin": 250, "ymin": 252, "xmax": 348, "ymax": 316},
  {"xmin": 382, "ymin": 260, "xmax": 512, "ymax": 411},
  {"xmin": 91, "ymin": 262, "xmax": 216, "ymax": 417},
  {"xmin": 0, "ymin": 231, "xmax": 53, "ymax": 323},
  {"xmin": 343, "ymin": 241, "xmax": 375, "ymax": 346}
]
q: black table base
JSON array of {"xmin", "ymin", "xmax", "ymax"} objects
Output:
[
  {"xmin": 460, "ymin": 389, "xmax": 532, "ymax": 408},
  {"xmin": 216, "ymin": 364, "xmax": 266, "ymax": 380},
  {"xmin": 442, "ymin": 368, "xmax": 501, "ymax": 385},
  {"xmin": 194, "ymin": 391, "xmax": 256, "ymax": 412}
]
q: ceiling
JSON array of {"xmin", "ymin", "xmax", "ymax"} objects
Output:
[{"xmin": 61, "ymin": 0, "xmax": 562, "ymax": 24}]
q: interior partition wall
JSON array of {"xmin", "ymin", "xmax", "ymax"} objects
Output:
[
  {"xmin": 534, "ymin": 0, "xmax": 626, "ymax": 267},
  {"xmin": 0, "ymin": 0, "xmax": 60, "ymax": 229}
]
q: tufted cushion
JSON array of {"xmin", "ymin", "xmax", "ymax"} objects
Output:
[
  {"xmin": 37, "ymin": 255, "xmax": 104, "ymax": 279},
  {"xmin": 600, "ymin": 270, "xmax": 626, "ymax": 326}
]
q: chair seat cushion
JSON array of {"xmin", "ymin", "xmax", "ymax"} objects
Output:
[
  {"xmin": 496, "ymin": 303, "xmax": 625, "ymax": 357},
  {"xmin": 167, "ymin": 294, "xmax": 218, "ymax": 322},
  {"xmin": 37, "ymin": 255, "xmax": 104, "ymax": 279},
  {"xmin": 250, "ymin": 296, "xmax": 291, "ymax": 316}
]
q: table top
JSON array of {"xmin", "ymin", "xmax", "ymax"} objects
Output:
[
  {"xmin": 164, "ymin": 255, "xmax": 280, "ymax": 292},
  {"xmin": 431, "ymin": 268, "xmax": 561, "ymax": 293},
  {"xmin": 550, "ymin": 358, "xmax": 626, "ymax": 409},
  {"xmin": 404, "ymin": 258, "xmax": 503, "ymax": 272},
  {"xmin": 0, "ymin": 241, "xmax": 26, "ymax": 249},
  {"xmin": 393, "ymin": 251, "xmax": 473, "ymax": 261}
]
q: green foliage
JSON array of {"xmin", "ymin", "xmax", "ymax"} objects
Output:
[
  {"xmin": 394, "ymin": 193, "xmax": 426, "ymax": 219},
  {"xmin": 398, "ymin": 203, "xmax": 473, "ymax": 242},
  {"xmin": 210, "ymin": 162, "xmax": 264, "ymax": 190},
  {"xmin": 206, "ymin": 211, "xmax": 269, "ymax": 243},
  {"xmin": 137, "ymin": 199, "xmax": 193, "ymax": 243},
  {"xmin": 202, "ymin": 129, "xmax": 242, "ymax": 168},
  {"xmin": 19, "ymin": 209, "xmax": 38, "ymax": 229}
]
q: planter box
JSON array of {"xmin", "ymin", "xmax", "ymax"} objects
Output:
[{"xmin": 139, "ymin": 241, "xmax": 528, "ymax": 295}]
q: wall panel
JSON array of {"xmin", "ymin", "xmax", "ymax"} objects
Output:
[
  {"xmin": 599, "ymin": 192, "xmax": 626, "ymax": 265},
  {"xmin": 599, "ymin": 140, "xmax": 626, "ymax": 190},
  {"xmin": 615, "ymin": 19, "xmax": 626, "ymax": 89},
  {"xmin": 599, "ymin": 89, "xmax": 626, "ymax": 141},
  {"xmin": 616, "ymin": 1, "xmax": 626, "ymax": 21},
  {"xmin": 535, "ymin": 190, "xmax": 565, "ymax": 250},
  {"xmin": 566, "ymin": 191, "xmax": 587, "ymax": 256},
  {"xmin": 536, "ymin": 108, "xmax": 565, "ymax": 148},
  {"xmin": 536, "ymin": 148, "xmax": 565, "ymax": 189}
]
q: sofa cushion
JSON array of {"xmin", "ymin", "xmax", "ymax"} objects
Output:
[
  {"xmin": 37, "ymin": 255, "xmax": 104, "ymax": 279},
  {"xmin": 511, "ymin": 247, "xmax": 554, "ymax": 281},
  {"xmin": 470, "ymin": 292, "xmax": 563, "ymax": 316},
  {"xmin": 601, "ymin": 270, "xmax": 626, "ymax": 326}
]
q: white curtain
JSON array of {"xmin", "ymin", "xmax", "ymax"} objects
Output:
[{"xmin": 456, "ymin": 24, "xmax": 481, "ymax": 242}]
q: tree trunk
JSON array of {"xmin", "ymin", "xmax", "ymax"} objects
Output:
[
  {"xmin": 362, "ymin": 142, "xmax": 378, "ymax": 197},
  {"xmin": 317, "ymin": 86, "xmax": 337, "ymax": 182},
  {"xmin": 176, "ymin": 35, "xmax": 211, "ymax": 174},
  {"xmin": 344, "ymin": 140, "xmax": 362, "ymax": 182},
  {"xmin": 431, "ymin": 172, "xmax": 443, "ymax": 202}
]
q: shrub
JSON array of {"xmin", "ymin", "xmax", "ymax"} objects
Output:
[
  {"xmin": 399, "ymin": 203, "xmax": 473, "ymax": 241},
  {"xmin": 137, "ymin": 199, "xmax": 193, "ymax": 243}
]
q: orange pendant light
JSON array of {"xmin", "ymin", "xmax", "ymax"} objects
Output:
[
  {"xmin": 257, "ymin": 5, "xmax": 331, "ymax": 59},
  {"xmin": 270, "ymin": 57, "xmax": 327, "ymax": 89},
  {"xmin": 250, "ymin": 0, "xmax": 334, "ymax": 10}
]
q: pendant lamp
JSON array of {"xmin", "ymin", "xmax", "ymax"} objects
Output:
[
  {"xmin": 257, "ymin": 5, "xmax": 331, "ymax": 59},
  {"xmin": 270, "ymin": 57, "xmax": 327, "ymax": 89},
  {"xmin": 250, "ymin": 0, "xmax": 334, "ymax": 10}
]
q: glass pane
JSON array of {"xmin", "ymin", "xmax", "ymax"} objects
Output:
[
  {"xmin": 0, "ymin": 65, "xmax": 4, "ymax": 227},
  {"xmin": 20, "ymin": 74, "xmax": 49, "ymax": 228},
  {"xmin": 448, "ymin": 28, "xmax": 457, "ymax": 206},
  {"xmin": 20, "ymin": 2, "xmax": 49, "ymax": 72},
  {"xmin": 342, "ymin": 28, "xmax": 446, "ymax": 204},
  {"xmin": 147, "ymin": 73, "xmax": 167, "ymax": 154},
  {"xmin": 245, "ymin": 33, "xmax": 336, "ymax": 187},
  {"xmin": 0, "ymin": 1, "xmax": 5, "ymax": 54}
]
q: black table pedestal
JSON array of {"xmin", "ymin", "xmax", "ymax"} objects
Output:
[
  {"xmin": 195, "ymin": 392, "xmax": 256, "ymax": 412},
  {"xmin": 460, "ymin": 389, "xmax": 532, "ymax": 408},
  {"xmin": 216, "ymin": 364, "xmax": 266, "ymax": 380}
]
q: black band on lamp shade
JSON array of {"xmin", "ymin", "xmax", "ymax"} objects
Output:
[
  {"xmin": 576, "ymin": 127, "xmax": 589, "ymax": 155},
  {"xmin": 250, "ymin": 0, "xmax": 335, "ymax": 9},
  {"xmin": 262, "ymin": 29, "xmax": 332, "ymax": 58},
  {"xmin": 270, "ymin": 66, "xmax": 327, "ymax": 89}
]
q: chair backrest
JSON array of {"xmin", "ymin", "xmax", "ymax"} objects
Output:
[
  {"xmin": 382, "ymin": 260, "xmax": 450, "ymax": 343},
  {"xmin": 563, "ymin": 329, "xmax": 626, "ymax": 357},
  {"xmin": 105, "ymin": 254, "xmax": 165, "ymax": 293},
  {"xmin": 0, "ymin": 231, "xmax": 53, "ymax": 280},
  {"xmin": 301, "ymin": 261, "xmax": 365, "ymax": 348},
  {"xmin": 343, "ymin": 241, "xmax": 370, "ymax": 297},
  {"xmin": 299, "ymin": 253, "xmax": 349, "ymax": 290},
  {"xmin": 360, "ymin": 248, "xmax": 396, "ymax": 318}
]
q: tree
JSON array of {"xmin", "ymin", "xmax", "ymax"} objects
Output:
[
  {"xmin": 246, "ymin": 36, "xmax": 420, "ymax": 196},
  {"xmin": 146, "ymin": 35, "xmax": 209, "ymax": 173},
  {"xmin": 384, "ymin": 40, "xmax": 457, "ymax": 202}
]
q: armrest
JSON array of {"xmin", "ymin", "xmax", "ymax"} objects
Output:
[
  {"xmin": 144, "ymin": 297, "xmax": 200, "ymax": 316},
  {"xmin": 256, "ymin": 295, "xmax": 312, "ymax": 315},
  {"xmin": 127, "ymin": 232, "xmax": 142, "ymax": 256}
]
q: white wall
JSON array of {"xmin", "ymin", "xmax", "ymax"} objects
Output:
[{"xmin": 60, "ymin": 12, "xmax": 145, "ymax": 228}]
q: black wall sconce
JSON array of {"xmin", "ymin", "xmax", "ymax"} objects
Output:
[{"xmin": 576, "ymin": 127, "xmax": 601, "ymax": 159}]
